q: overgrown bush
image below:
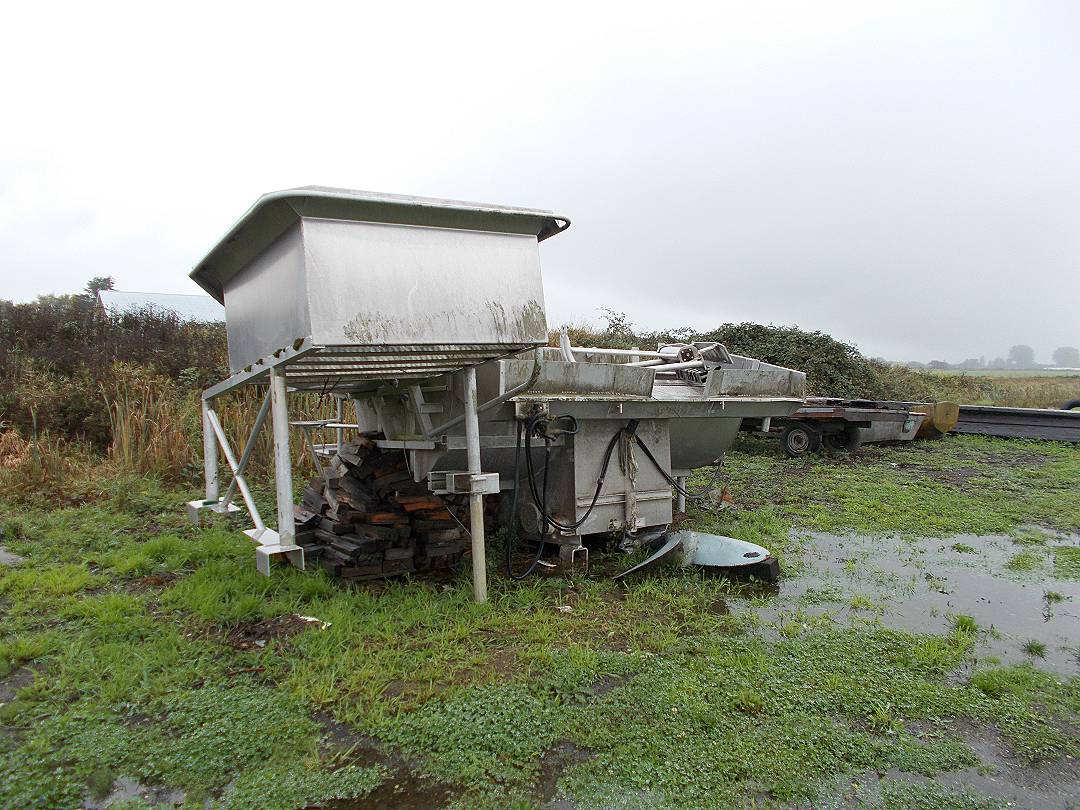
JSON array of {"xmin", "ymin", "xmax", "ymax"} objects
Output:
[
  {"xmin": 0, "ymin": 293, "xmax": 227, "ymax": 445},
  {"xmin": 0, "ymin": 287, "xmax": 338, "ymax": 485}
]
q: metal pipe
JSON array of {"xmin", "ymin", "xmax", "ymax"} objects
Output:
[
  {"xmin": 676, "ymin": 476, "xmax": 687, "ymax": 513},
  {"xmin": 205, "ymin": 409, "xmax": 264, "ymax": 530},
  {"xmin": 219, "ymin": 391, "xmax": 272, "ymax": 509},
  {"xmin": 423, "ymin": 354, "xmax": 542, "ymax": 438},
  {"xmin": 335, "ymin": 396, "xmax": 345, "ymax": 450},
  {"xmin": 625, "ymin": 358, "xmax": 666, "ymax": 367},
  {"xmin": 652, "ymin": 360, "xmax": 706, "ymax": 373},
  {"xmin": 569, "ymin": 347, "xmax": 666, "ymax": 358},
  {"xmin": 201, "ymin": 398, "xmax": 219, "ymax": 502},
  {"xmin": 270, "ymin": 366, "xmax": 295, "ymax": 544},
  {"xmin": 463, "ymin": 365, "xmax": 487, "ymax": 604}
]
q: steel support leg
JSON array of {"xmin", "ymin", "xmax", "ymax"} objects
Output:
[
  {"xmin": 676, "ymin": 476, "xmax": 687, "ymax": 513},
  {"xmin": 187, "ymin": 397, "xmax": 240, "ymax": 525},
  {"xmin": 270, "ymin": 367, "xmax": 295, "ymax": 546},
  {"xmin": 335, "ymin": 396, "xmax": 345, "ymax": 451},
  {"xmin": 245, "ymin": 366, "xmax": 305, "ymax": 576},
  {"xmin": 202, "ymin": 398, "xmax": 219, "ymax": 502},
  {"xmin": 463, "ymin": 366, "xmax": 487, "ymax": 604}
]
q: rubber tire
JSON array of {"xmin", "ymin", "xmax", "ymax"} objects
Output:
[
  {"xmin": 1062, "ymin": 399, "xmax": 1080, "ymax": 411},
  {"xmin": 822, "ymin": 426, "xmax": 861, "ymax": 453},
  {"xmin": 780, "ymin": 424, "xmax": 819, "ymax": 458}
]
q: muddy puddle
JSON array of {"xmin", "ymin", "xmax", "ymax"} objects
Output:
[{"xmin": 752, "ymin": 530, "xmax": 1080, "ymax": 674}]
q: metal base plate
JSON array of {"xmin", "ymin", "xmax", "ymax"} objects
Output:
[{"xmin": 186, "ymin": 498, "xmax": 242, "ymax": 526}]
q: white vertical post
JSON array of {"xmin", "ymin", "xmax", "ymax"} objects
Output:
[
  {"xmin": 270, "ymin": 367, "xmax": 295, "ymax": 545},
  {"xmin": 335, "ymin": 396, "xmax": 345, "ymax": 450},
  {"xmin": 676, "ymin": 476, "xmax": 687, "ymax": 513},
  {"xmin": 202, "ymin": 397, "xmax": 219, "ymax": 502},
  {"xmin": 463, "ymin": 366, "xmax": 487, "ymax": 604}
]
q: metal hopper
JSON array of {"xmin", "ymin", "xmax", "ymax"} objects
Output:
[{"xmin": 187, "ymin": 186, "xmax": 805, "ymax": 602}]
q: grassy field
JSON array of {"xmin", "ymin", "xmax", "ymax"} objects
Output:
[
  {"xmin": 931, "ymin": 369, "xmax": 1080, "ymax": 378},
  {"xmin": 924, "ymin": 372, "xmax": 1080, "ymax": 409},
  {"xmin": 1, "ymin": 435, "xmax": 1079, "ymax": 809}
]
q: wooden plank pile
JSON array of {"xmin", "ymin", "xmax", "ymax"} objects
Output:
[{"xmin": 293, "ymin": 434, "xmax": 468, "ymax": 581}]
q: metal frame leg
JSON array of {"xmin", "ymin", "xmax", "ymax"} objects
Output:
[
  {"xmin": 254, "ymin": 366, "xmax": 305, "ymax": 576},
  {"xmin": 202, "ymin": 398, "xmax": 218, "ymax": 502},
  {"xmin": 676, "ymin": 476, "xmax": 687, "ymax": 513},
  {"xmin": 463, "ymin": 366, "xmax": 487, "ymax": 603},
  {"xmin": 186, "ymin": 396, "xmax": 241, "ymax": 524}
]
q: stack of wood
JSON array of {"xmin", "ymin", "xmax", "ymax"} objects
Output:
[{"xmin": 293, "ymin": 434, "xmax": 468, "ymax": 581}]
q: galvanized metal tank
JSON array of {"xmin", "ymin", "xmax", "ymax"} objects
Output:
[{"xmin": 189, "ymin": 187, "xmax": 569, "ymax": 378}]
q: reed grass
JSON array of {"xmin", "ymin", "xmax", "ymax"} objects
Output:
[
  {"xmin": 0, "ymin": 425, "xmax": 96, "ymax": 505},
  {"xmin": 105, "ymin": 368, "xmax": 195, "ymax": 480}
]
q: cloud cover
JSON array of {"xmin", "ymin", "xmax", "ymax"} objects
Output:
[{"xmin": 2, "ymin": 1, "xmax": 1077, "ymax": 362}]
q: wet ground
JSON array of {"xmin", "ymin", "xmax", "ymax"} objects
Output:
[
  {"xmin": 59, "ymin": 531, "xmax": 1078, "ymax": 809},
  {"xmin": 759, "ymin": 529, "xmax": 1080, "ymax": 675},
  {"xmin": 288, "ymin": 530, "xmax": 1080, "ymax": 810}
]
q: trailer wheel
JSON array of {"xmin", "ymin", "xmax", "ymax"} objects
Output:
[
  {"xmin": 823, "ymin": 426, "xmax": 861, "ymax": 453},
  {"xmin": 780, "ymin": 424, "xmax": 818, "ymax": 458}
]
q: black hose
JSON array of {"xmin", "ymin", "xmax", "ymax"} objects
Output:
[
  {"xmin": 1062, "ymin": 399, "xmax": 1080, "ymax": 411},
  {"xmin": 632, "ymin": 434, "xmax": 696, "ymax": 500},
  {"xmin": 504, "ymin": 418, "xmax": 546, "ymax": 580},
  {"xmin": 524, "ymin": 417, "xmax": 632, "ymax": 533}
]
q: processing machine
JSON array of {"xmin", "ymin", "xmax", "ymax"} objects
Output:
[{"xmin": 186, "ymin": 187, "xmax": 806, "ymax": 601}]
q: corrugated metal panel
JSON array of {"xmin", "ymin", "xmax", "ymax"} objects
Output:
[{"xmin": 99, "ymin": 290, "xmax": 224, "ymax": 323}]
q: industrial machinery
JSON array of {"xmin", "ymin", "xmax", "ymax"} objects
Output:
[{"xmin": 186, "ymin": 187, "xmax": 806, "ymax": 601}]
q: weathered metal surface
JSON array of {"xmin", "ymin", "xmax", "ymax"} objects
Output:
[
  {"xmin": 854, "ymin": 412, "xmax": 925, "ymax": 444},
  {"xmin": 499, "ymin": 356, "xmax": 654, "ymax": 398},
  {"xmin": 191, "ymin": 187, "xmax": 567, "ymax": 375},
  {"xmin": 703, "ymin": 364, "xmax": 805, "ymax": 398},
  {"xmin": 954, "ymin": 405, "xmax": 1080, "ymax": 442},
  {"xmin": 191, "ymin": 186, "xmax": 569, "ymax": 301},
  {"xmin": 852, "ymin": 400, "xmax": 959, "ymax": 438},
  {"xmin": 613, "ymin": 531, "xmax": 772, "ymax": 580}
]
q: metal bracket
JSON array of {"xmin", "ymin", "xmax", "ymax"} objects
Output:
[
  {"xmin": 428, "ymin": 470, "xmax": 500, "ymax": 495},
  {"xmin": 558, "ymin": 539, "xmax": 589, "ymax": 570},
  {"xmin": 243, "ymin": 527, "xmax": 306, "ymax": 576},
  {"xmin": 185, "ymin": 498, "xmax": 242, "ymax": 526}
]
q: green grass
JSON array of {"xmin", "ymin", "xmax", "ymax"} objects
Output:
[
  {"xmin": 1, "ymin": 436, "xmax": 1078, "ymax": 808},
  {"xmin": 692, "ymin": 434, "xmax": 1080, "ymax": 540},
  {"xmin": 1053, "ymin": 546, "xmax": 1080, "ymax": 580},
  {"xmin": 1006, "ymin": 550, "xmax": 1044, "ymax": 573}
]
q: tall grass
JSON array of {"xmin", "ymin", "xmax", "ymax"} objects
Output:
[
  {"xmin": 211, "ymin": 387, "xmax": 342, "ymax": 480},
  {"xmin": 105, "ymin": 369, "xmax": 196, "ymax": 480},
  {"xmin": 0, "ymin": 427, "xmax": 96, "ymax": 505},
  {"xmin": 924, "ymin": 374, "xmax": 1080, "ymax": 409}
]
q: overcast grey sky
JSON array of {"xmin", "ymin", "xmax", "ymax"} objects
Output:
[{"xmin": 2, "ymin": 1, "xmax": 1077, "ymax": 362}]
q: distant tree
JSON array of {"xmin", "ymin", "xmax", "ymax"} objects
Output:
[
  {"xmin": 83, "ymin": 276, "xmax": 115, "ymax": 298},
  {"xmin": 990, "ymin": 357, "xmax": 1007, "ymax": 369},
  {"xmin": 1052, "ymin": 346, "xmax": 1080, "ymax": 367},
  {"xmin": 1008, "ymin": 344, "xmax": 1036, "ymax": 368},
  {"xmin": 928, "ymin": 360, "xmax": 950, "ymax": 370}
]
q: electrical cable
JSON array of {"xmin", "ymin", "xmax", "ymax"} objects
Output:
[
  {"xmin": 504, "ymin": 418, "xmax": 546, "ymax": 580},
  {"xmin": 632, "ymin": 434, "xmax": 697, "ymax": 500},
  {"xmin": 524, "ymin": 415, "xmax": 633, "ymax": 533},
  {"xmin": 505, "ymin": 413, "xmax": 637, "ymax": 579}
]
